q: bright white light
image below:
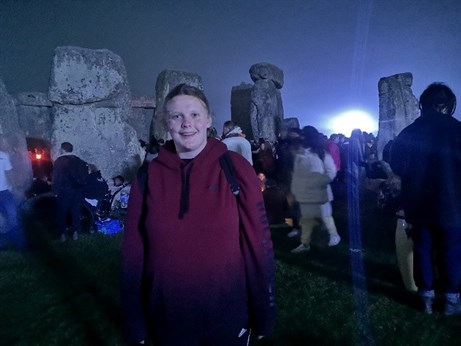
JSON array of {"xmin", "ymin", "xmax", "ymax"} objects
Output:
[{"xmin": 327, "ymin": 110, "xmax": 378, "ymax": 135}]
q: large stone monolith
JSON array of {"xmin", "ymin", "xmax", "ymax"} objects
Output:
[
  {"xmin": 0, "ymin": 79, "xmax": 33, "ymax": 198},
  {"xmin": 249, "ymin": 63, "xmax": 284, "ymax": 143},
  {"xmin": 152, "ymin": 70, "xmax": 203, "ymax": 141},
  {"xmin": 377, "ymin": 72, "xmax": 419, "ymax": 158},
  {"xmin": 48, "ymin": 46, "xmax": 142, "ymax": 180},
  {"xmin": 231, "ymin": 83, "xmax": 254, "ymax": 139}
]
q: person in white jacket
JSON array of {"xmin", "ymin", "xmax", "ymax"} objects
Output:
[
  {"xmin": 290, "ymin": 126, "xmax": 341, "ymax": 253},
  {"xmin": 221, "ymin": 120, "xmax": 253, "ymax": 165}
]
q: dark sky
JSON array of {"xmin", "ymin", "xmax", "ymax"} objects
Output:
[{"xmin": 1, "ymin": 0, "xmax": 460, "ymax": 135}]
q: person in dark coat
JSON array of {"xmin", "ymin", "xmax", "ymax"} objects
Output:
[
  {"xmin": 82, "ymin": 164, "xmax": 110, "ymax": 219},
  {"xmin": 52, "ymin": 142, "xmax": 88, "ymax": 241},
  {"xmin": 121, "ymin": 84, "xmax": 276, "ymax": 345},
  {"xmin": 390, "ymin": 82, "xmax": 461, "ymax": 315},
  {"xmin": 263, "ymin": 179, "xmax": 289, "ymax": 225}
]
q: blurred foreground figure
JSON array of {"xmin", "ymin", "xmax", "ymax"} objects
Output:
[
  {"xmin": 121, "ymin": 84, "xmax": 275, "ymax": 345},
  {"xmin": 290, "ymin": 126, "xmax": 340, "ymax": 254},
  {"xmin": 0, "ymin": 136, "xmax": 25, "ymax": 250},
  {"xmin": 390, "ymin": 82, "xmax": 461, "ymax": 315}
]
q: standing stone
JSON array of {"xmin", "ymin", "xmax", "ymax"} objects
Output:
[
  {"xmin": 283, "ymin": 117, "xmax": 300, "ymax": 130},
  {"xmin": 377, "ymin": 73, "xmax": 419, "ymax": 158},
  {"xmin": 0, "ymin": 79, "xmax": 33, "ymax": 198},
  {"xmin": 249, "ymin": 63, "xmax": 284, "ymax": 143},
  {"xmin": 152, "ymin": 70, "xmax": 203, "ymax": 141},
  {"xmin": 48, "ymin": 46, "xmax": 142, "ymax": 180},
  {"xmin": 130, "ymin": 96, "xmax": 156, "ymax": 143},
  {"xmin": 15, "ymin": 92, "xmax": 53, "ymax": 141},
  {"xmin": 231, "ymin": 83, "xmax": 254, "ymax": 140}
]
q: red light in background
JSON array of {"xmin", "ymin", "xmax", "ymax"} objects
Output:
[{"xmin": 33, "ymin": 148, "xmax": 43, "ymax": 160}]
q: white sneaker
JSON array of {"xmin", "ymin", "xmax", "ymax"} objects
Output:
[
  {"xmin": 328, "ymin": 235, "xmax": 341, "ymax": 247},
  {"xmin": 291, "ymin": 243, "xmax": 311, "ymax": 254},
  {"xmin": 287, "ymin": 228, "xmax": 301, "ymax": 238}
]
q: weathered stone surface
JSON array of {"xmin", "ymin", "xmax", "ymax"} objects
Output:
[
  {"xmin": 129, "ymin": 96, "xmax": 155, "ymax": 143},
  {"xmin": 377, "ymin": 72, "xmax": 419, "ymax": 158},
  {"xmin": 132, "ymin": 96, "xmax": 155, "ymax": 109},
  {"xmin": 283, "ymin": 117, "xmax": 300, "ymax": 130},
  {"xmin": 231, "ymin": 83, "xmax": 254, "ymax": 140},
  {"xmin": 15, "ymin": 92, "xmax": 53, "ymax": 141},
  {"xmin": 152, "ymin": 70, "xmax": 204, "ymax": 141},
  {"xmin": 15, "ymin": 92, "xmax": 52, "ymax": 107},
  {"xmin": 249, "ymin": 62, "xmax": 284, "ymax": 89},
  {"xmin": 250, "ymin": 79, "xmax": 284, "ymax": 143},
  {"xmin": 0, "ymin": 79, "xmax": 33, "ymax": 197},
  {"xmin": 16, "ymin": 105, "xmax": 53, "ymax": 140},
  {"xmin": 49, "ymin": 47, "xmax": 141, "ymax": 180},
  {"xmin": 50, "ymin": 105, "xmax": 142, "ymax": 180},
  {"xmin": 48, "ymin": 46, "xmax": 131, "ymax": 111}
]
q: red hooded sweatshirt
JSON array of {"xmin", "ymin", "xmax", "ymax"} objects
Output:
[{"xmin": 121, "ymin": 138, "xmax": 276, "ymax": 344}]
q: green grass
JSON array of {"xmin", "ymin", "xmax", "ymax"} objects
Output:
[{"xmin": 2, "ymin": 189, "xmax": 461, "ymax": 345}]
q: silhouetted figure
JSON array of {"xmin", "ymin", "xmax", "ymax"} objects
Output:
[
  {"xmin": 52, "ymin": 142, "xmax": 88, "ymax": 242},
  {"xmin": 390, "ymin": 82, "xmax": 461, "ymax": 315},
  {"xmin": 263, "ymin": 179, "xmax": 289, "ymax": 225}
]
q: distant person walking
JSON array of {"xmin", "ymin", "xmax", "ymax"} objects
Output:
[
  {"xmin": 290, "ymin": 126, "xmax": 340, "ymax": 253},
  {"xmin": 52, "ymin": 142, "xmax": 88, "ymax": 241},
  {"xmin": 221, "ymin": 120, "xmax": 253, "ymax": 165},
  {"xmin": 121, "ymin": 84, "xmax": 275, "ymax": 345},
  {"xmin": 390, "ymin": 82, "xmax": 461, "ymax": 315}
]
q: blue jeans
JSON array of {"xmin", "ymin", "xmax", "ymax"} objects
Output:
[
  {"xmin": 413, "ymin": 224, "xmax": 461, "ymax": 293},
  {"xmin": 0, "ymin": 189, "xmax": 26, "ymax": 250}
]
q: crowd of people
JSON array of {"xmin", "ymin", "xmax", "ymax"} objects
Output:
[{"xmin": 1, "ymin": 81, "xmax": 461, "ymax": 344}]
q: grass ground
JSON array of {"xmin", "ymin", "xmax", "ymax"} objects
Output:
[{"xmin": 1, "ymin": 186, "xmax": 461, "ymax": 345}]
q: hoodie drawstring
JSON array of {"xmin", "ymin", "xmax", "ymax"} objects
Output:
[{"xmin": 179, "ymin": 162, "xmax": 193, "ymax": 219}]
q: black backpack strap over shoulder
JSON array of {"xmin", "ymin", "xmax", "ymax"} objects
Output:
[
  {"xmin": 136, "ymin": 162, "xmax": 150, "ymax": 233},
  {"xmin": 137, "ymin": 162, "xmax": 149, "ymax": 195},
  {"xmin": 219, "ymin": 151, "xmax": 240, "ymax": 196}
]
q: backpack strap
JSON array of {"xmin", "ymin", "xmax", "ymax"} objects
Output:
[
  {"xmin": 136, "ymin": 162, "xmax": 149, "ymax": 195},
  {"xmin": 136, "ymin": 162, "xmax": 149, "ymax": 232},
  {"xmin": 219, "ymin": 151, "xmax": 240, "ymax": 196}
]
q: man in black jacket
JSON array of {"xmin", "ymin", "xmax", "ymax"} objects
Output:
[
  {"xmin": 390, "ymin": 83, "xmax": 461, "ymax": 315},
  {"xmin": 52, "ymin": 142, "xmax": 88, "ymax": 241}
]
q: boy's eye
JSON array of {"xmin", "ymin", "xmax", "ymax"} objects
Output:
[
  {"xmin": 169, "ymin": 113, "xmax": 182, "ymax": 120},
  {"xmin": 191, "ymin": 112, "xmax": 201, "ymax": 118}
]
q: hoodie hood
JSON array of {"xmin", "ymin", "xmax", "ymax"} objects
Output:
[
  {"xmin": 155, "ymin": 138, "xmax": 228, "ymax": 219},
  {"xmin": 156, "ymin": 138, "xmax": 227, "ymax": 168}
]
